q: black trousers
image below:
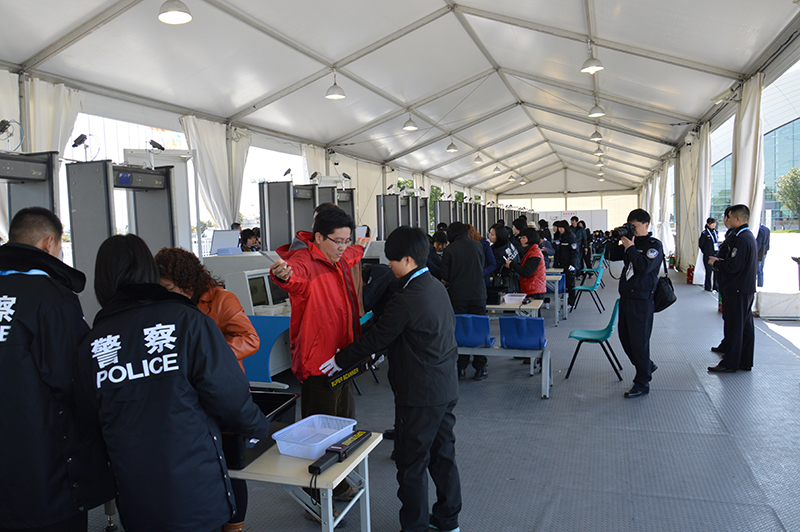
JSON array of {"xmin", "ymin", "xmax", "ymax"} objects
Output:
[
  {"xmin": 720, "ymin": 292, "xmax": 755, "ymax": 370},
  {"xmin": 702, "ymin": 254, "xmax": 717, "ymax": 291},
  {"xmin": 451, "ymin": 299, "xmax": 487, "ymax": 371},
  {"xmin": 566, "ymin": 270, "xmax": 577, "ymax": 306},
  {"xmin": 618, "ymin": 297, "xmax": 655, "ymax": 389},
  {"xmin": 395, "ymin": 400, "xmax": 461, "ymax": 532}
]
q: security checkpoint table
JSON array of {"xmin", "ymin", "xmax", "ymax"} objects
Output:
[{"xmin": 230, "ymin": 432, "xmax": 383, "ymax": 532}]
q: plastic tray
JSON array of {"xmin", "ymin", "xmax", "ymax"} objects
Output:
[
  {"xmin": 503, "ymin": 293, "xmax": 527, "ymax": 305},
  {"xmin": 272, "ymin": 414, "xmax": 356, "ymax": 460}
]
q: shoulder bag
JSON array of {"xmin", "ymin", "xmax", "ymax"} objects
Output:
[{"xmin": 654, "ymin": 256, "xmax": 677, "ymax": 312}]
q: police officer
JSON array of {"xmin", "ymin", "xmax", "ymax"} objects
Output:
[
  {"xmin": 708, "ymin": 204, "xmax": 757, "ymax": 373},
  {"xmin": 607, "ymin": 209, "xmax": 663, "ymax": 398},
  {"xmin": 0, "ymin": 207, "xmax": 115, "ymax": 532},
  {"xmin": 553, "ymin": 220, "xmax": 581, "ymax": 309},
  {"xmin": 698, "ymin": 217, "xmax": 719, "ymax": 291}
]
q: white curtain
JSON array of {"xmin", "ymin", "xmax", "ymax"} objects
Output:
[
  {"xmin": 228, "ymin": 126, "xmax": 252, "ymax": 227},
  {"xmin": 303, "ymin": 144, "xmax": 326, "ymax": 179},
  {"xmin": 26, "ymin": 77, "xmax": 84, "ymax": 154},
  {"xmin": 0, "ymin": 70, "xmax": 20, "ymax": 240},
  {"xmin": 657, "ymin": 160, "xmax": 675, "ymax": 254},
  {"xmin": 691, "ymin": 123, "xmax": 713, "ymax": 284},
  {"xmin": 731, "ymin": 73, "xmax": 765, "ymax": 229},
  {"xmin": 676, "ymin": 139, "xmax": 698, "ymax": 272},
  {"xmin": 180, "ymin": 116, "xmax": 252, "ymax": 230}
]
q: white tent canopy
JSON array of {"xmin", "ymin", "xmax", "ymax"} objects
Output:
[{"xmin": 2, "ymin": 0, "xmax": 800, "ymax": 202}]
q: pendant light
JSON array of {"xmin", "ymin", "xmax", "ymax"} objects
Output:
[
  {"xmin": 158, "ymin": 0, "xmax": 192, "ymax": 24},
  {"xmin": 507, "ymin": 176, "xmax": 515, "ymax": 181},
  {"xmin": 589, "ymin": 129, "xmax": 603, "ymax": 142},
  {"xmin": 493, "ymin": 165, "xmax": 502, "ymax": 174},
  {"xmin": 474, "ymin": 154, "xmax": 483, "ymax": 164},
  {"xmin": 325, "ymin": 73, "xmax": 346, "ymax": 100},
  {"xmin": 593, "ymin": 145, "xmax": 604, "ymax": 157},
  {"xmin": 446, "ymin": 139, "xmax": 458, "ymax": 153},
  {"xmin": 402, "ymin": 114, "xmax": 418, "ymax": 131},
  {"xmin": 588, "ymin": 96, "xmax": 605, "ymax": 118},
  {"xmin": 595, "ymin": 158, "xmax": 605, "ymax": 167},
  {"xmin": 580, "ymin": 42, "xmax": 604, "ymax": 74}
]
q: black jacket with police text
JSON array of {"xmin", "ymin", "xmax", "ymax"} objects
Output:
[
  {"xmin": 553, "ymin": 231, "xmax": 581, "ymax": 271},
  {"xmin": 714, "ymin": 224, "xmax": 757, "ymax": 295},
  {"xmin": 74, "ymin": 284, "xmax": 269, "ymax": 532},
  {"xmin": 335, "ymin": 268, "xmax": 459, "ymax": 407},
  {"xmin": 0, "ymin": 243, "xmax": 115, "ymax": 529},
  {"xmin": 608, "ymin": 234, "xmax": 663, "ymax": 300}
]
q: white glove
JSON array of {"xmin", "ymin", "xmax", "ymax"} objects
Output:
[
  {"xmin": 319, "ymin": 354, "xmax": 342, "ymax": 376},
  {"xmin": 568, "ymin": 265, "xmax": 576, "ymax": 272}
]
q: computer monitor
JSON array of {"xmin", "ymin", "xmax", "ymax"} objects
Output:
[
  {"xmin": 210, "ymin": 229, "xmax": 241, "ymax": 254},
  {"xmin": 248, "ymin": 276, "xmax": 270, "ymax": 307},
  {"xmin": 268, "ymin": 277, "xmax": 289, "ymax": 305}
]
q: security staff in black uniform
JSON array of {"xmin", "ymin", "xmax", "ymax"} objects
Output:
[
  {"xmin": 0, "ymin": 207, "xmax": 115, "ymax": 532},
  {"xmin": 553, "ymin": 220, "xmax": 581, "ymax": 308},
  {"xmin": 708, "ymin": 204, "xmax": 757, "ymax": 373},
  {"xmin": 698, "ymin": 217, "xmax": 719, "ymax": 291},
  {"xmin": 74, "ymin": 234, "xmax": 270, "ymax": 532},
  {"xmin": 321, "ymin": 226, "xmax": 461, "ymax": 532},
  {"xmin": 607, "ymin": 209, "xmax": 663, "ymax": 398}
]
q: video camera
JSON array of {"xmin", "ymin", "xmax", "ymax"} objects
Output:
[{"xmin": 611, "ymin": 223, "xmax": 635, "ymax": 240}]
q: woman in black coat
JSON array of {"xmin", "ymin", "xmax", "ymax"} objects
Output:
[
  {"xmin": 488, "ymin": 223, "xmax": 519, "ymax": 291},
  {"xmin": 75, "ymin": 234, "xmax": 270, "ymax": 532},
  {"xmin": 553, "ymin": 220, "xmax": 581, "ymax": 308}
]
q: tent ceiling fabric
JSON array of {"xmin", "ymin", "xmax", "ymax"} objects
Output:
[{"xmin": 2, "ymin": 0, "xmax": 800, "ymax": 197}]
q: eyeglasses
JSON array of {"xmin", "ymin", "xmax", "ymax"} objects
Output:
[{"xmin": 325, "ymin": 236, "xmax": 351, "ymax": 247}]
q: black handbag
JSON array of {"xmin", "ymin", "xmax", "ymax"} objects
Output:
[{"xmin": 654, "ymin": 257, "xmax": 677, "ymax": 312}]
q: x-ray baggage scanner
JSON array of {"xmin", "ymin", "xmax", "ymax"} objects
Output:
[
  {"xmin": 66, "ymin": 160, "xmax": 176, "ymax": 322},
  {"xmin": 1, "ymin": 151, "xmax": 58, "ymax": 215}
]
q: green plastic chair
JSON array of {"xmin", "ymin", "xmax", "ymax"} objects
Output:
[
  {"xmin": 572, "ymin": 267, "xmax": 605, "ymax": 313},
  {"xmin": 566, "ymin": 298, "xmax": 623, "ymax": 381}
]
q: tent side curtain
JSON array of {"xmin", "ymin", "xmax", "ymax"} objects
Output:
[
  {"xmin": 731, "ymin": 73, "xmax": 765, "ymax": 229},
  {"xmin": 657, "ymin": 159, "xmax": 675, "ymax": 255},
  {"xmin": 228, "ymin": 127, "xmax": 252, "ymax": 228},
  {"xmin": 676, "ymin": 122, "xmax": 711, "ymax": 275},
  {"xmin": 0, "ymin": 70, "xmax": 20, "ymax": 240},
  {"xmin": 180, "ymin": 116, "xmax": 234, "ymax": 229}
]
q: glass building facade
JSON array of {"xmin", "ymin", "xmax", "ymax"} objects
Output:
[{"xmin": 710, "ymin": 116, "xmax": 800, "ymax": 225}]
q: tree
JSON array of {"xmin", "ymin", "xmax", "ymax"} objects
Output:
[
  {"xmin": 454, "ymin": 191, "xmax": 464, "ymax": 202},
  {"xmin": 429, "ymin": 185, "xmax": 444, "ymax": 231},
  {"xmin": 776, "ymin": 167, "xmax": 800, "ymax": 225},
  {"xmin": 397, "ymin": 178, "xmax": 415, "ymax": 195}
]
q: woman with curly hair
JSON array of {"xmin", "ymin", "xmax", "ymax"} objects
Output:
[{"xmin": 154, "ymin": 247, "xmax": 260, "ymax": 532}]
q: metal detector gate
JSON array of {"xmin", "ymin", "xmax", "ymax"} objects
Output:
[
  {"xmin": 1, "ymin": 151, "xmax": 58, "ymax": 216},
  {"xmin": 67, "ymin": 160, "xmax": 175, "ymax": 322}
]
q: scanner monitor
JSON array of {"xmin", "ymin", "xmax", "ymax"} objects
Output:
[
  {"xmin": 226, "ymin": 269, "xmax": 289, "ymax": 314},
  {"xmin": 210, "ymin": 230, "xmax": 241, "ymax": 255}
]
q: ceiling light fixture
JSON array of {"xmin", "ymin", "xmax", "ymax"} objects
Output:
[
  {"xmin": 597, "ymin": 170, "xmax": 604, "ymax": 176},
  {"xmin": 158, "ymin": 0, "xmax": 192, "ymax": 24},
  {"xmin": 508, "ymin": 176, "xmax": 515, "ymax": 181},
  {"xmin": 493, "ymin": 165, "xmax": 502, "ymax": 174},
  {"xmin": 580, "ymin": 42, "xmax": 604, "ymax": 74},
  {"xmin": 402, "ymin": 114, "xmax": 418, "ymax": 131},
  {"xmin": 446, "ymin": 139, "xmax": 458, "ymax": 153},
  {"xmin": 588, "ymin": 97, "xmax": 605, "ymax": 118},
  {"xmin": 474, "ymin": 154, "xmax": 483, "ymax": 164},
  {"xmin": 325, "ymin": 72, "xmax": 346, "ymax": 100},
  {"xmin": 598, "ymin": 178, "xmax": 605, "ymax": 182},
  {"xmin": 589, "ymin": 129, "xmax": 603, "ymax": 142},
  {"xmin": 593, "ymin": 145, "xmax": 604, "ymax": 156},
  {"xmin": 519, "ymin": 181, "xmax": 526, "ymax": 186},
  {"xmin": 595, "ymin": 159, "xmax": 605, "ymax": 167}
]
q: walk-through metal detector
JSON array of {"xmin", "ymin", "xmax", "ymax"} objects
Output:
[
  {"xmin": 1, "ymin": 151, "xmax": 58, "ymax": 216},
  {"xmin": 476, "ymin": 205, "xmax": 486, "ymax": 235},
  {"xmin": 318, "ymin": 186, "xmax": 336, "ymax": 205},
  {"xmin": 433, "ymin": 201, "xmax": 452, "ymax": 229},
  {"xmin": 66, "ymin": 160, "xmax": 176, "ymax": 322},
  {"xmin": 487, "ymin": 207, "xmax": 502, "ymax": 228},
  {"xmin": 336, "ymin": 189, "xmax": 355, "ymax": 222},
  {"xmin": 376, "ymin": 194, "xmax": 401, "ymax": 240},
  {"xmin": 418, "ymin": 197, "xmax": 429, "ymax": 233},
  {"xmin": 400, "ymin": 196, "xmax": 416, "ymax": 228},
  {"xmin": 259, "ymin": 182, "xmax": 292, "ymax": 251}
]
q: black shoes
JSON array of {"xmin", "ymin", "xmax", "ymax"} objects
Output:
[
  {"xmin": 474, "ymin": 367, "xmax": 488, "ymax": 381},
  {"xmin": 624, "ymin": 386, "xmax": 649, "ymax": 398},
  {"xmin": 708, "ymin": 364, "xmax": 736, "ymax": 373},
  {"xmin": 383, "ymin": 429, "xmax": 395, "ymax": 440},
  {"xmin": 457, "ymin": 368, "xmax": 466, "ymax": 380},
  {"xmin": 651, "ymin": 363, "xmax": 658, "ymax": 374},
  {"xmin": 711, "ymin": 345, "xmax": 725, "ymax": 353}
]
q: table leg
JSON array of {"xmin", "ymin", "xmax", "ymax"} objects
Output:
[
  {"xmin": 357, "ymin": 455, "xmax": 371, "ymax": 532},
  {"xmin": 541, "ymin": 349, "xmax": 551, "ymax": 399},
  {"xmin": 321, "ymin": 488, "xmax": 334, "ymax": 532},
  {"xmin": 554, "ymin": 281, "xmax": 560, "ymax": 326}
]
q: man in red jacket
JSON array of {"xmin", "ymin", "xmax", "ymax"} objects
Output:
[{"xmin": 270, "ymin": 208, "xmax": 364, "ymax": 418}]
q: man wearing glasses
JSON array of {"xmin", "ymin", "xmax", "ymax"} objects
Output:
[{"xmin": 270, "ymin": 207, "xmax": 365, "ymax": 422}]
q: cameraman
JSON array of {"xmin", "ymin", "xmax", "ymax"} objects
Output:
[{"xmin": 607, "ymin": 209, "xmax": 663, "ymax": 398}]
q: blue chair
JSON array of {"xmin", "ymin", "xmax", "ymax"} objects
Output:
[
  {"xmin": 499, "ymin": 316, "xmax": 547, "ymax": 350},
  {"xmin": 566, "ymin": 298, "xmax": 623, "ymax": 381},
  {"xmin": 572, "ymin": 267, "xmax": 605, "ymax": 313},
  {"xmin": 455, "ymin": 314, "xmax": 496, "ymax": 348}
]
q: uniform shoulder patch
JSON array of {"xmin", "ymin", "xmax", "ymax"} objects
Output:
[
  {"xmin": 646, "ymin": 248, "xmax": 659, "ymax": 259},
  {"xmin": 731, "ymin": 247, "xmax": 738, "ymax": 257},
  {"xmin": 571, "ymin": 243, "xmax": 578, "ymax": 249}
]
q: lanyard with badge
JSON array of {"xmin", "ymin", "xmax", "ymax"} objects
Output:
[{"xmin": 404, "ymin": 267, "xmax": 429, "ymax": 289}]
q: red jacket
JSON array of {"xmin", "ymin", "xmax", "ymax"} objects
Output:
[
  {"xmin": 197, "ymin": 285, "xmax": 260, "ymax": 374},
  {"xmin": 273, "ymin": 232, "xmax": 364, "ymax": 382},
  {"xmin": 520, "ymin": 244, "xmax": 546, "ymax": 295}
]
